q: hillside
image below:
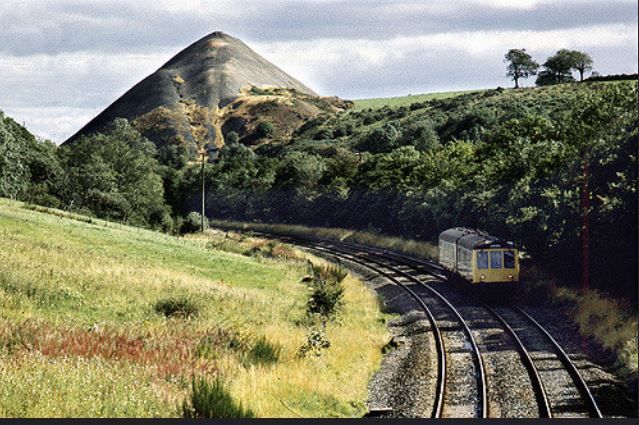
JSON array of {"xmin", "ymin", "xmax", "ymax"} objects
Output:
[
  {"xmin": 0, "ymin": 199, "xmax": 389, "ymax": 417},
  {"xmin": 4, "ymin": 80, "xmax": 636, "ymax": 304},
  {"xmin": 205, "ymin": 80, "xmax": 638, "ymax": 301},
  {"xmin": 64, "ymin": 32, "xmax": 352, "ymax": 152},
  {"xmin": 352, "ymin": 89, "xmax": 482, "ymax": 111}
]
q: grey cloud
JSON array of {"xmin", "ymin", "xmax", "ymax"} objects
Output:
[{"xmin": 0, "ymin": 0, "xmax": 636, "ymax": 56}]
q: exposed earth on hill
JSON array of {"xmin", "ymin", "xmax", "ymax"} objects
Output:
[{"xmin": 65, "ymin": 31, "xmax": 352, "ymax": 153}]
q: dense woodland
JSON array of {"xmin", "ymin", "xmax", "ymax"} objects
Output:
[{"xmin": 1, "ymin": 80, "xmax": 637, "ymax": 301}]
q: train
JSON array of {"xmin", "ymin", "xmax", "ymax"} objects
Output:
[{"xmin": 438, "ymin": 228, "xmax": 519, "ymax": 286}]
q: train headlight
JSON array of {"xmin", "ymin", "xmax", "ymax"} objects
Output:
[
  {"xmin": 508, "ymin": 275, "xmax": 514, "ymax": 280},
  {"xmin": 480, "ymin": 275, "xmax": 486, "ymax": 281}
]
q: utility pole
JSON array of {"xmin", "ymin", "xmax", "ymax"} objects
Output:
[
  {"xmin": 581, "ymin": 153, "xmax": 591, "ymax": 355},
  {"xmin": 198, "ymin": 146, "xmax": 220, "ymax": 233},
  {"xmin": 581, "ymin": 153, "xmax": 590, "ymax": 293},
  {"xmin": 199, "ymin": 147, "xmax": 207, "ymax": 233}
]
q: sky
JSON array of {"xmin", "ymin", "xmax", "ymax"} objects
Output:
[{"xmin": 0, "ymin": 0, "xmax": 637, "ymax": 143}]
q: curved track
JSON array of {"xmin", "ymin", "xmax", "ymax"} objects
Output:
[
  {"xmin": 242, "ymin": 230, "xmax": 604, "ymax": 418},
  {"xmin": 308, "ymin": 243, "xmax": 448, "ymax": 418},
  {"xmin": 317, "ymin": 237, "xmax": 603, "ymax": 418},
  {"xmin": 295, "ymin": 239, "xmax": 487, "ymax": 418}
]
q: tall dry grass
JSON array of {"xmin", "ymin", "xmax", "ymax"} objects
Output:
[
  {"xmin": 523, "ymin": 266, "xmax": 638, "ymax": 382},
  {"xmin": 209, "ymin": 219, "xmax": 438, "ymax": 260}
]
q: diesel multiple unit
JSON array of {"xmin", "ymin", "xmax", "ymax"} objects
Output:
[{"xmin": 439, "ymin": 228, "xmax": 519, "ymax": 285}]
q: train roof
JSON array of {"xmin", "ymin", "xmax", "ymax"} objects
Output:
[{"xmin": 439, "ymin": 227, "xmax": 515, "ymax": 250}]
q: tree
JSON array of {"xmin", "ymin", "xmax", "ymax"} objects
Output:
[
  {"xmin": 0, "ymin": 120, "xmax": 28, "ymax": 200},
  {"xmin": 401, "ymin": 119, "xmax": 440, "ymax": 152},
  {"xmin": 537, "ymin": 49, "xmax": 575, "ymax": 85},
  {"xmin": 58, "ymin": 118, "xmax": 169, "ymax": 227},
  {"xmin": 504, "ymin": 49, "xmax": 539, "ymax": 88},
  {"xmin": 275, "ymin": 151, "xmax": 326, "ymax": 201},
  {"xmin": 356, "ymin": 122, "xmax": 402, "ymax": 153},
  {"xmin": 568, "ymin": 50, "xmax": 593, "ymax": 82},
  {"xmin": 563, "ymin": 83, "xmax": 637, "ymax": 293},
  {"xmin": 0, "ymin": 111, "xmax": 62, "ymax": 204}
]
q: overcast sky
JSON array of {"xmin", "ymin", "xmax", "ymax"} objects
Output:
[{"xmin": 0, "ymin": 0, "xmax": 637, "ymax": 143}]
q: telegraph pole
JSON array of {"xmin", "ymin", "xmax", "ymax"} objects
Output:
[
  {"xmin": 199, "ymin": 147, "xmax": 207, "ymax": 233},
  {"xmin": 198, "ymin": 146, "xmax": 220, "ymax": 233},
  {"xmin": 581, "ymin": 154, "xmax": 590, "ymax": 293}
]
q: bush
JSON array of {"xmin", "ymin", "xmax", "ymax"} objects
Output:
[
  {"xmin": 247, "ymin": 240, "xmax": 300, "ymax": 261},
  {"xmin": 255, "ymin": 122, "xmax": 274, "ymax": 139},
  {"xmin": 356, "ymin": 122, "xmax": 401, "ymax": 153},
  {"xmin": 182, "ymin": 377, "xmax": 255, "ymax": 418},
  {"xmin": 154, "ymin": 297, "xmax": 199, "ymax": 318},
  {"xmin": 297, "ymin": 327, "xmax": 331, "ymax": 358},
  {"xmin": 245, "ymin": 336, "xmax": 281, "ymax": 365},
  {"xmin": 306, "ymin": 262, "xmax": 346, "ymax": 318},
  {"xmin": 313, "ymin": 128, "xmax": 334, "ymax": 140},
  {"xmin": 225, "ymin": 131, "xmax": 240, "ymax": 145},
  {"xmin": 181, "ymin": 211, "xmax": 203, "ymax": 234}
]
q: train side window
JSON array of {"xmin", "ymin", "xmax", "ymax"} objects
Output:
[
  {"xmin": 477, "ymin": 252, "xmax": 488, "ymax": 269},
  {"xmin": 490, "ymin": 251, "xmax": 502, "ymax": 268},
  {"xmin": 504, "ymin": 251, "xmax": 516, "ymax": 269}
]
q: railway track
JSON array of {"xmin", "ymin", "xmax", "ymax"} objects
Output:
[
  {"xmin": 293, "ymin": 239, "xmax": 487, "ymax": 418},
  {"xmin": 334, "ymin": 240, "xmax": 603, "ymax": 418},
  {"xmin": 236, "ymin": 230, "xmax": 604, "ymax": 418},
  {"xmin": 300, "ymin": 241, "xmax": 447, "ymax": 418}
]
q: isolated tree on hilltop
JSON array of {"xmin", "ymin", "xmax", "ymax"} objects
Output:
[
  {"xmin": 504, "ymin": 49, "xmax": 539, "ymax": 88},
  {"xmin": 568, "ymin": 50, "xmax": 593, "ymax": 81}
]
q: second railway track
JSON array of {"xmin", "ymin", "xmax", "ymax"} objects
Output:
[{"xmin": 237, "ymin": 230, "xmax": 605, "ymax": 418}]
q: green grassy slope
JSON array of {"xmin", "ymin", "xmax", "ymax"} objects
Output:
[
  {"xmin": 0, "ymin": 199, "xmax": 389, "ymax": 417},
  {"xmin": 352, "ymin": 89, "xmax": 483, "ymax": 111}
]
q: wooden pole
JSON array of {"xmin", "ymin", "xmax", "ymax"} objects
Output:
[
  {"xmin": 581, "ymin": 154, "xmax": 590, "ymax": 293},
  {"xmin": 581, "ymin": 153, "xmax": 591, "ymax": 355},
  {"xmin": 200, "ymin": 149, "xmax": 206, "ymax": 233}
]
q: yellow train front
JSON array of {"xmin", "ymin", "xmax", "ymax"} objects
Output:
[{"xmin": 438, "ymin": 228, "xmax": 519, "ymax": 287}]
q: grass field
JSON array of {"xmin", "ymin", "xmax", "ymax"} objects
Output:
[
  {"xmin": 0, "ymin": 199, "xmax": 390, "ymax": 418},
  {"xmin": 351, "ymin": 89, "xmax": 484, "ymax": 110}
]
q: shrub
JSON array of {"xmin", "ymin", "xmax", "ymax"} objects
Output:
[
  {"xmin": 306, "ymin": 262, "xmax": 346, "ymax": 318},
  {"xmin": 182, "ymin": 377, "xmax": 255, "ymax": 418},
  {"xmin": 356, "ymin": 122, "xmax": 402, "ymax": 153},
  {"xmin": 255, "ymin": 122, "xmax": 274, "ymax": 139},
  {"xmin": 225, "ymin": 131, "xmax": 240, "ymax": 145},
  {"xmin": 154, "ymin": 297, "xmax": 199, "ymax": 319},
  {"xmin": 245, "ymin": 336, "xmax": 281, "ymax": 365},
  {"xmin": 297, "ymin": 327, "xmax": 331, "ymax": 358},
  {"xmin": 313, "ymin": 128, "xmax": 334, "ymax": 140},
  {"xmin": 247, "ymin": 240, "xmax": 300, "ymax": 261},
  {"xmin": 181, "ymin": 211, "xmax": 203, "ymax": 234}
]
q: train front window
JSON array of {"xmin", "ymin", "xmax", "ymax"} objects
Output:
[
  {"xmin": 477, "ymin": 252, "xmax": 488, "ymax": 269},
  {"xmin": 490, "ymin": 251, "xmax": 502, "ymax": 268},
  {"xmin": 504, "ymin": 251, "xmax": 516, "ymax": 269}
]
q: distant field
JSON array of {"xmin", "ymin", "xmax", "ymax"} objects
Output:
[
  {"xmin": 352, "ymin": 89, "xmax": 484, "ymax": 110},
  {"xmin": 0, "ymin": 199, "xmax": 389, "ymax": 418}
]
